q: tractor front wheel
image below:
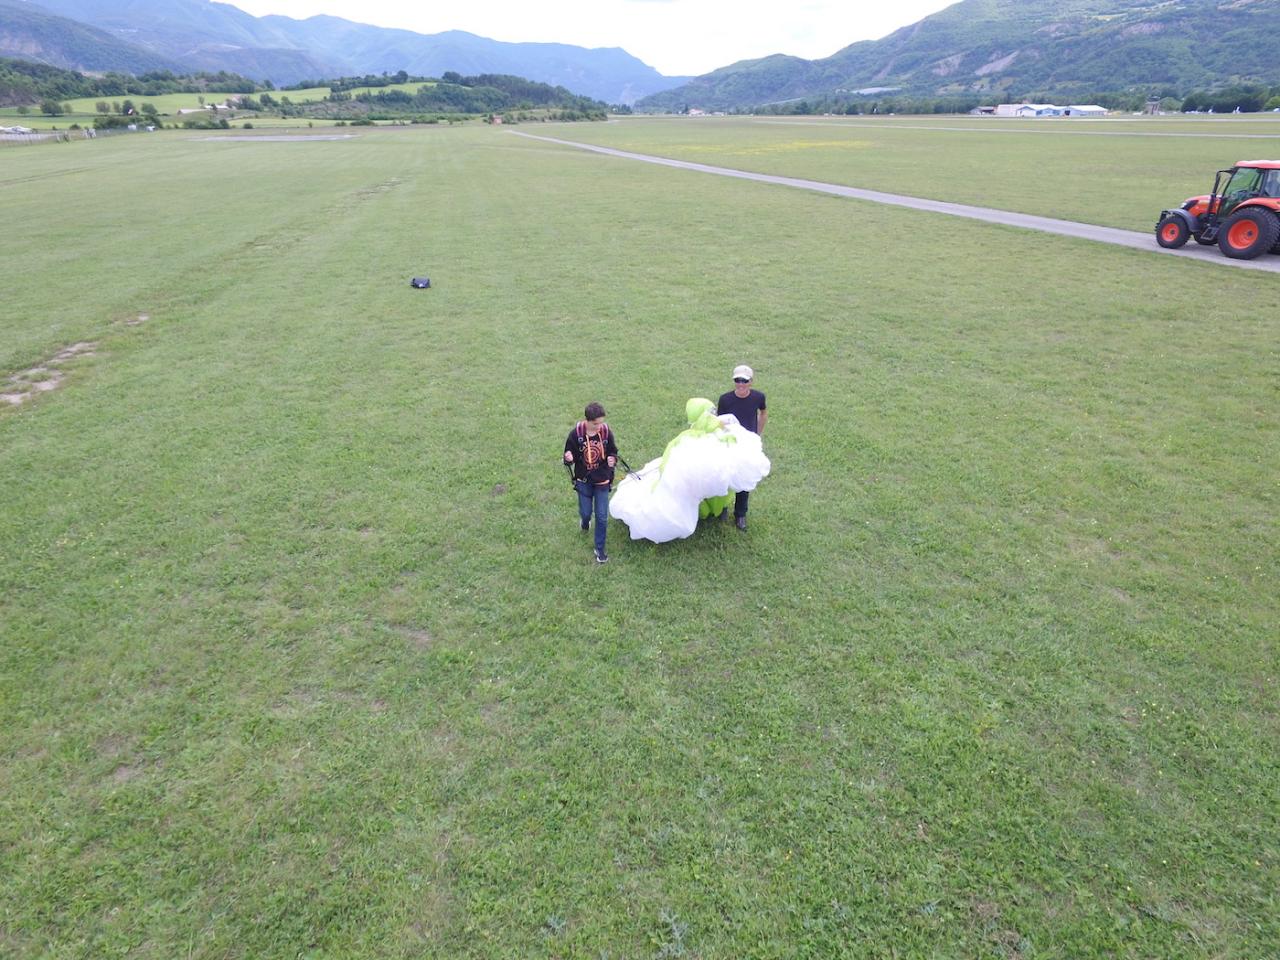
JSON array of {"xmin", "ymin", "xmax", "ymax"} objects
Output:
[
  {"xmin": 1217, "ymin": 209, "xmax": 1280, "ymax": 259},
  {"xmin": 1156, "ymin": 216, "xmax": 1190, "ymax": 249}
]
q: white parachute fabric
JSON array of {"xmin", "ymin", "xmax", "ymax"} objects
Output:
[{"xmin": 610, "ymin": 414, "xmax": 770, "ymax": 543}]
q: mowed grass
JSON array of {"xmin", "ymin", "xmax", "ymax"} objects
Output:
[
  {"xmin": 556, "ymin": 114, "xmax": 1280, "ymax": 231},
  {"xmin": 1, "ymin": 124, "xmax": 1277, "ymax": 958}
]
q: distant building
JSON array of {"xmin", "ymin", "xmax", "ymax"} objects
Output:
[
  {"xmin": 994, "ymin": 103, "xmax": 1068, "ymax": 118},
  {"xmin": 1065, "ymin": 104, "xmax": 1107, "ymax": 117},
  {"xmin": 1016, "ymin": 103, "xmax": 1063, "ymax": 117}
]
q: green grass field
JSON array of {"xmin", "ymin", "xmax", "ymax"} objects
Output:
[
  {"xmin": 1, "ymin": 120, "xmax": 1277, "ymax": 958},
  {"xmin": 555, "ymin": 114, "xmax": 1280, "ymax": 230}
]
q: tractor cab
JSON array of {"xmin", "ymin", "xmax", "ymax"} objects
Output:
[
  {"xmin": 1213, "ymin": 164, "xmax": 1280, "ymax": 221},
  {"xmin": 1156, "ymin": 161, "xmax": 1280, "ymax": 259}
]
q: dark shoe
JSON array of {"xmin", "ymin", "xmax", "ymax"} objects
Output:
[
  {"xmin": 718, "ymin": 508, "xmax": 729, "ymax": 521},
  {"xmin": 594, "ymin": 548, "xmax": 608, "ymax": 564},
  {"xmin": 581, "ymin": 519, "xmax": 590, "ymax": 531},
  {"xmin": 735, "ymin": 516, "xmax": 747, "ymax": 531}
]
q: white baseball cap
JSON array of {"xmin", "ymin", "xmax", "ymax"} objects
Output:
[{"xmin": 732, "ymin": 364, "xmax": 753, "ymax": 381}]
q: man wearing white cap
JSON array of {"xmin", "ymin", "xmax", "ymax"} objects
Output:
[{"xmin": 716, "ymin": 364, "xmax": 767, "ymax": 530}]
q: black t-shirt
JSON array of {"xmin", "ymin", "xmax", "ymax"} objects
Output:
[
  {"xmin": 564, "ymin": 425, "xmax": 618, "ymax": 485},
  {"xmin": 717, "ymin": 389, "xmax": 766, "ymax": 434}
]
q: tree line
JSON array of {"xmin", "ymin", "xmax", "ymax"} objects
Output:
[
  {"xmin": 0, "ymin": 59, "xmax": 260, "ymax": 107},
  {"xmin": 280, "ymin": 71, "xmax": 608, "ymax": 118}
]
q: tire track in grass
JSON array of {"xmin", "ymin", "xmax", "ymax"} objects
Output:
[{"xmin": 509, "ymin": 131, "xmax": 1280, "ymax": 274}]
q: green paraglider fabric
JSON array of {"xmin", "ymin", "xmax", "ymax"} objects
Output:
[
  {"xmin": 652, "ymin": 398, "xmax": 738, "ymax": 520},
  {"xmin": 655, "ymin": 398, "xmax": 736, "ymax": 483},
  {"xmin": 609, "ymin": 396, "xmax": 770, "ymax": 542}
]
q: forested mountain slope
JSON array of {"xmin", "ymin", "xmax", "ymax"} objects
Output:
[{"xmin": 640, "ymin": 0, "xmax": 1280, "ymax": 110}]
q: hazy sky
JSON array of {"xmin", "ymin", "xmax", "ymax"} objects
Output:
[{"xmin": 228, "ymin": 0, "xmax": 959, "ymax": 76}]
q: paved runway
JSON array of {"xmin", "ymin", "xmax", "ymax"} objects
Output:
[{"xmin": 511, "ymin": 131, "xmax": 1280, "ymax": 274}]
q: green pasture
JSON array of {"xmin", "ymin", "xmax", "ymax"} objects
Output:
[
  {"xmin": 278, "ymin": 85, "xmax": 339, "ymax": 103},
  {"xmin": 43, "ymin": 81, "xmax": 439, "ymax": 117},
  {"xmin": 287, "ymin": 81, "xmax": 439, "ymax": 101},
  {"xmin": 562, "ymin": 114, "xmax": 1280, "ymax": 231},
  {"xmin": 1, "ymin": 123, "xmax": 1276, "ymax": 959},
  {"xmin": 0, "ymin": 81, "xmax": 443, "ymax": 131}
]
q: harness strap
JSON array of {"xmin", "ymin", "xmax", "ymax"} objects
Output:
[{"xmin": 575, "ymin": 421, "xmax": 610, "ymax": 444}]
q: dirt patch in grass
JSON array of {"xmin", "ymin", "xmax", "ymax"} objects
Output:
[
  {"xmin": 1, "ymin": 340, "xmax": 97, "ymax": 406},
  {"xmin": 394, "ymin": 624, "xmax": 434, "ymax": 650},
  {"xmin": 111, "ymin": 763, "xmax": 143, "ymax": 784},
  {"xmin": 971, "ymin": 899, "xmax": 1029, "ymax": 958},
  {"xmin": 406, "ymin": 882, "xmax": 458, "ymax": 949},
  {"xmin": 95, "ymin": 733, "xmax": 133, "ymax": 759}
]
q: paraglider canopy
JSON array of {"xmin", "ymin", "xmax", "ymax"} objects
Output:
[{"xmin": 609, "ymin": 397, "xmax": 769, "ymax": 543}]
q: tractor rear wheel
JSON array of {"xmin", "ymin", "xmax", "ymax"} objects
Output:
[
  {"xmin": 1217, "ymin": 208, "xmax": 1280, "ymax": 259},
  {"xmin": 1156, "ymin": 216, "xmax": 1190, "ymax": 249}
]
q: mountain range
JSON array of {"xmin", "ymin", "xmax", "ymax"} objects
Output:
[
  {"xmin": 639, "ymin": 0, "xmax": 1280, "ymax": 111},
  {"xmin": 0, "ymin": 0, "xmax": 181, "ymax": 75},
  {"xmin": 4, "ymin": 0, "xmax": 1278, "ymax": 113},
  {"xmin": 0, "ymin": 0, "xmax": 688, "ymax": 104}
]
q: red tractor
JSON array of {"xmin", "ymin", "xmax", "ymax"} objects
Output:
[{"xmin": 1156, "ymin": 161, "xmax": 1280, "ymax": 259}]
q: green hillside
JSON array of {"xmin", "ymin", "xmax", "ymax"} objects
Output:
[
  {"xmin": 0, "ymin": 56, "xmax": 259, "ymax": 109},
  {"xmin": 640, "ymin": 0, "xmax": 1280, "ymax": 111}
]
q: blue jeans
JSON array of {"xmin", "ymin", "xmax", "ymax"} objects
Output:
[{"xmin": 576, "ymin": 481, "xmax": 610, "ymax": 552}]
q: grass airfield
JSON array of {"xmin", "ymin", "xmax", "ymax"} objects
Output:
[{"xmin": 1, "ymin": 118, "xmax": 1277, "ymax": 958}]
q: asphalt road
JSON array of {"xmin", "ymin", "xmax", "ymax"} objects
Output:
[{"xmin": 511, "ymin": 131, "xmax": 1280, "ymax": 274}]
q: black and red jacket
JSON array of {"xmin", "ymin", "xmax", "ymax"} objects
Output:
[{"xmin": 564, "ymin": 422, "xmax": 618, "ymax": 487}]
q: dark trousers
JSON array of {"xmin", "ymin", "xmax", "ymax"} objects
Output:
[
  {"xmin": 734, "ymin": 490, "xmax": 750, "ymax": 518},
  {"xmin": 576, "ymin": 481, "xmax": 609, "ymax": 552}
]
